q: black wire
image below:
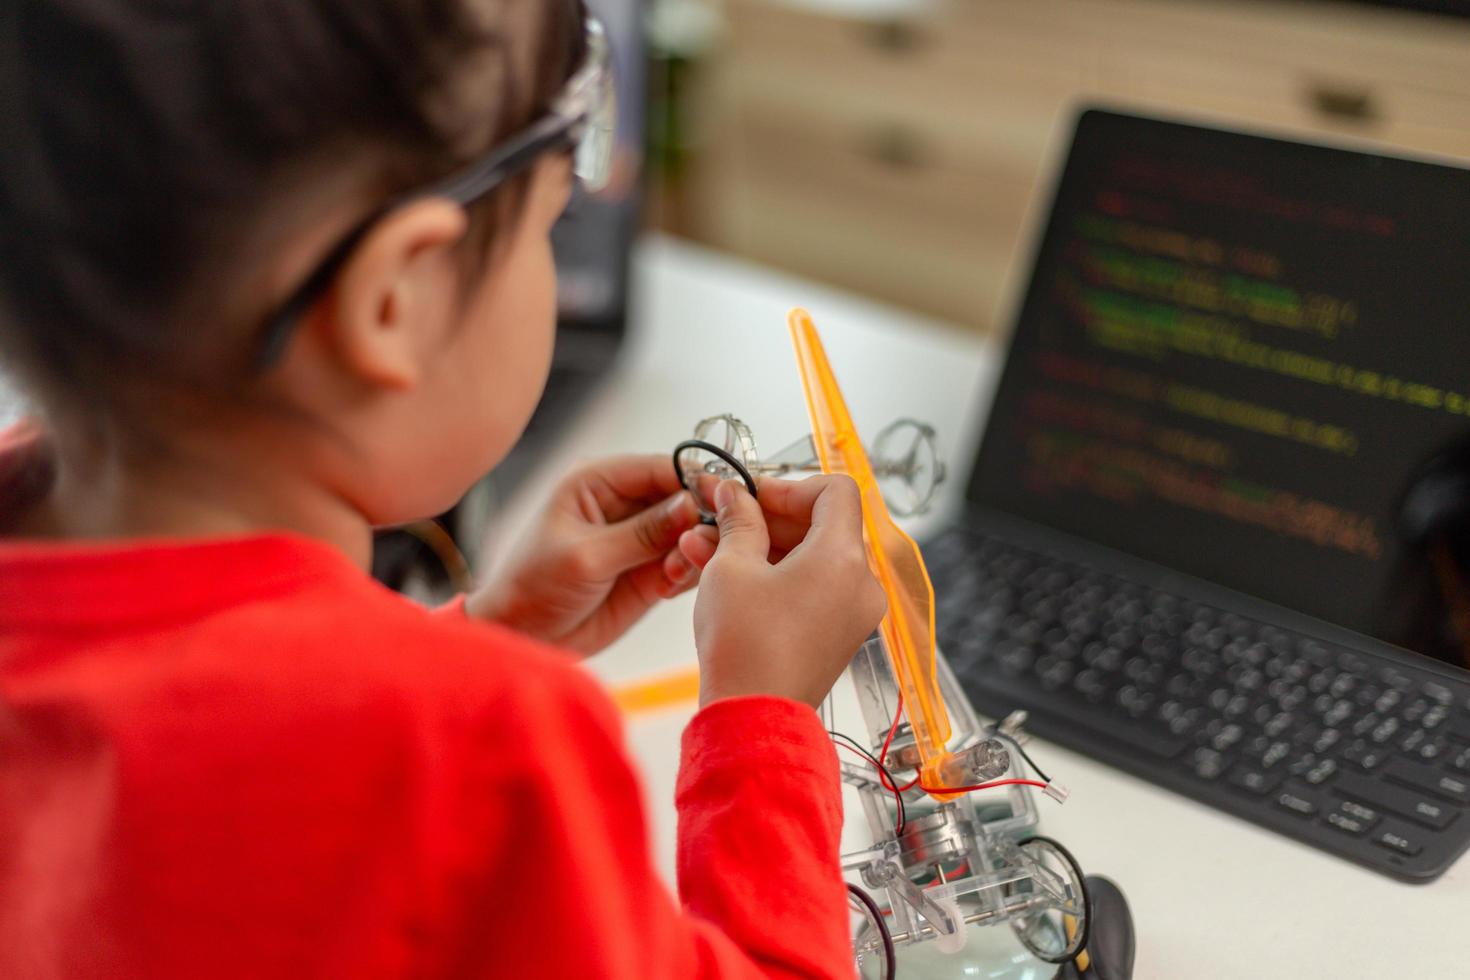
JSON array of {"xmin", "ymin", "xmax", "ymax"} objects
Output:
[
  {"xmin": 828, "ymin": 730, "xmax": 907, "ymax": 835},
  {"xmin": 989, "ymin": 723, "xmax": 1051, "ymax": 784},
  {"xmin": 1012, "ymin": 741, "xmax": 1051, "ymax": 784},
  {"xmin": 847, "ymin": 883, "xmax": 897, "ymax": 980}
]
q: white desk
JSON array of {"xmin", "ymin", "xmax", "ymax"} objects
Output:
[{"xmin": 486, "ymin": 235, "xmax": 1467, "ymax": 979}]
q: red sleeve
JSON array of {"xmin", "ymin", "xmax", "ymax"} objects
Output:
[
  {"xmin": 439, "ymin": 668, "xmax": 854, "ymax": 980},
  {"xmin": 676, "ymin": 697, "xmax": 853, "ymax": 979}
]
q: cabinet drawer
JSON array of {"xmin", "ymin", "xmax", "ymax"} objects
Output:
[
  {"xmin": 698, "ymin": 99, "xmax": 1045, "ymax": 329},
  {"xmin": 1098, "ymin": 45, "xmax": 1470, "ymax": 159},
  {"xmin": 724, "ymin": 1, "xmax": 1098, "ymax": 115}
]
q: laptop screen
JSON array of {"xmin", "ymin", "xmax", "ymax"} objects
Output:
[{"xmin": 967, "ymin": 108, "xmax": 1470, "ymax": 671}]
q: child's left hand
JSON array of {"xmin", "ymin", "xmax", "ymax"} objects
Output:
[{"xmin": 465, "ymin": 455, "xmax": 707, "ymax": 655}]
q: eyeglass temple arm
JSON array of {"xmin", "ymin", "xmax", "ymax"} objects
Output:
[{"xmin": 253, "ymin": 117, "xmax": 577, "ymax": 369}]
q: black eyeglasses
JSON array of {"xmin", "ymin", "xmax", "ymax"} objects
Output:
[{"xmin": 253, "ymin": 14, "xmax": 615, "ymax": 369}]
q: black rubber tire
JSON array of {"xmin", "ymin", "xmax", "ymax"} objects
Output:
[{"xmin": 1009, "ymin": 835, "xmax": 1092, "ymax": 965}]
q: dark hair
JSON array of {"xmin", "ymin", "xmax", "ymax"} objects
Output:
[{"xmin": 0, "ymin": 0, "xmax": 581, "ymax": 410}]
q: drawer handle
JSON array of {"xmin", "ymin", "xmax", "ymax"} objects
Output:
[
  {"xmin": 1307, "ymin": 81, "xmax": 1379, "ymax": 123},
  {"xmin": 860, "ymin": 18, "xmax": 926, "ymax": 54},
  {"xmin": 860, "ymin": 125, "xmax": 929, "ymax": 171}
]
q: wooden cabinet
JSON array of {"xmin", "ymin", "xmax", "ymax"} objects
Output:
[{"xmin": 683, "ymin": 0, "xmax": 1470, "ymax": 333}]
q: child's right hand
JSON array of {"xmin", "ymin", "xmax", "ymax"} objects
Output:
[{"xmin": 687, "ymin": 475, "xmax": 887, "ymax": 708}]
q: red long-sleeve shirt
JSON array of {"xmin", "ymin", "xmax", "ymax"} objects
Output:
[{"xmin": 0, "ymin": 433, "xmax": 854, "ymax": 978}]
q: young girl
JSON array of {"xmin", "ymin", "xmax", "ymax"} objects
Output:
[{"xmin": 0, "ymin": 1, "xmax": 886, "ymax": 977}]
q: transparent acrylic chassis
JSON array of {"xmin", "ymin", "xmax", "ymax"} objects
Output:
[
  {"xmin": 676, "ymin": 411, "xmax": 1086, "ymax": 972},
  {"xmin": 828, "ymin": 637, "xmax": 1089, "ymax": 971}
]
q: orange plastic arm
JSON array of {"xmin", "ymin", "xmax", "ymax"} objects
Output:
[{"xmin": 788, "ymin": 308, "xmax": 957, "ymax": 797}]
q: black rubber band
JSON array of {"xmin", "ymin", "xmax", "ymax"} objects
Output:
[{"xmin": 672, "ymin": 439, "xmax": 758, "ymax": 525}]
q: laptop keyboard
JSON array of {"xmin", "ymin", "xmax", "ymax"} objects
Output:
[{"xmin": 924, "ymin": 525, "xmax": 1470, "ymax": 881}]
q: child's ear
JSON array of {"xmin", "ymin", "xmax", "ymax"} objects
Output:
[{"xmin": 321, "ymin": 199, "xmax": 468, "ymax": 390}]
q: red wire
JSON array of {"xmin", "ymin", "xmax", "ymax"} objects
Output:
[
  {"xmin": 916, "ymin": 778, "xmax": 1049, "ymax": 794},
  {"xmin": 878, "ymin": 690, "xmax": 904, "ymax": 771}
]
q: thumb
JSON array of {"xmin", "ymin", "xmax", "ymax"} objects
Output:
[
  {"xmin": 596, "ymin": 491, "xmax": 700, "ymax": 573},
  {"xmin": 713, "ymin": 480, "xmax": 770, "ymax": 558}
]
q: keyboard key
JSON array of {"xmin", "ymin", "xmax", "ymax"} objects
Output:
[
  {"xmin": 1337, "ymin": 800, "xmax": 1380, "ymax": 825},
  {"xmin": 1325, "ymin": 811, "xmax": 1373, "ymax": 836},
  {"xmin": 1341, "ymin": 739, "xmax": 1390, "ymax": 771},
  {"xmin": 1264, "ymin": 712, "xmax": 1294, "ymax": 737},
  {"xmin": 1382, "ymin": 758, "xmax": 1470, "ymax": 803},
  {"xmin": 1373, "ymin": 826, "xmax": 1425, "ymax": 858},
  {"xmin": 1401, "ymin": 699, "xmax": 1429, "ymax": 724},
  {"xmin": 1413, "ymin": 737, "xmax": 1450, "ymax": 763},
  {"xmin": 1260, "ymin": 740, "xmax": 1292, "ymax": 769},
  {"xmin": 1192, "ymin": 748, "xmax": 1228, "ymax": 780},
  {"xmin": 1312, "ymin": 728, "xmax": 1341, "ymax": 754},
  {"xmin": 1421, "ymin": 681, "xmax": 1453, "ymax": 706},
  {"xmin": 1297, "ymin": 639, "xmax": 1332, "ymax": 666},
  {"xmin": 1351, "ymin": 712, "xmax": 1381, "ymax": 737},
  {"xmin": 1211, "ymin": 724, "xmax": 1244, "ymax": 752},
  {"xmin": 1275, "ymin": 789, "xmax": 1320, "ymax": 817},
  {"xmin": 1334, "ymin": 771, "xmax": 1460, "ymax": 831},
  {"xmin": 1322, "ymin": 700, "xmax": 1354, "ymax": 727},
  {"xmin": 1115, "ymin": 684, "xmax": 1154, "ymax": 719},
  {"xmin": 1374, "ymin": 689, "xmax": 1402, "ymax": 714},
  {"xmin": 1370, "ymin": 717, "xmax": 1400, "ymax": 744},
  {"xmin": 1454, "ymin": 746, "xmax": 1470, "ymax": 775},
  {"xmin": 1073, "ymin": 668, "xmax": 1108, "ymax": 701},
  {"xmin": 1303, "ymin": 758, "xmax": 1338, "ymax": 785},
  {"xmin": 1379, "ymin": 668, "xmax": 1413, "ymax": 692},
  {"xmin": 1228, "ymin": 766, "xmax": 1281, "ymax": 795}
]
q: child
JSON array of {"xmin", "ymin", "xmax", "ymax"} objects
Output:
[{"xmin": 0, "ymin": 1, "xmax": 887, "ymax": 977}]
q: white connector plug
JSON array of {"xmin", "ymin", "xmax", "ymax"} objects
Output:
[{"xmin": 1042, "ymin": 781, "xmax": 1070, "ymax": 804}]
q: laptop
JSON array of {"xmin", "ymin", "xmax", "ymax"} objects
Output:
[{"xmin": 925, "ymin": 108, "xmax": 1470, "ymax": 882}]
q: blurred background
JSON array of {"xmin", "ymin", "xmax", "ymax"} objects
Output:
[{"xmin": 643, "ymin": 0, "xmax": 1470, "ymax": 336}]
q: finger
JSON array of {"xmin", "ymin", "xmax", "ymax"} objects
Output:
[
  {"xmin": 713, "ymin": 479, "xmax": 770, "ymax": 558},
  {"xmin": 757, "ymin": 475, "xmax": 866, "ymax": 554},
  {"xmin": 571, "ymin": 455, "xmax": 686, "ymax": 523},
  {"xmin": 561, "ymin": 562, "xmax": 669, "ymax": 654},
  {"xmin": 658, "ymin": 548, "xmax": 701, "ymax": 598},
  {"xmin": 677, "ymin": 525, "xmax": 719, "ymax": 570},
  {"xmin": 594, "ymin": 490, "xmax": 701, "ymax": 574},
  {"xmin": 802, "ymin": 473, "xmax": 866, "ymax": 545},
  {"xmin": 764, "ymin": 512, "xmax": 819, "ymax": 557},
  {"xmin": 751, "ymin": 474, "xmax": 834, "ymax": 522}
]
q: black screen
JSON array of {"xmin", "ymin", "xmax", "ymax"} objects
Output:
[{"xmin": 969, "ymin": 109, "xmax": 1470, "ymax": 671}]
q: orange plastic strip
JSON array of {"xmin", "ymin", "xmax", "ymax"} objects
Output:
[
  {"xmin": 611, "ymin": 666, "xmax": 701, "ymax": 715},
  {"xmin": 788, "ymin": 309, "xmax": 956, "ymax": 798}
]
